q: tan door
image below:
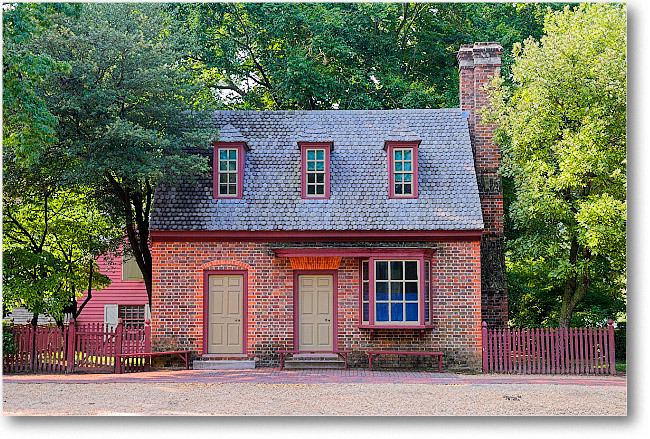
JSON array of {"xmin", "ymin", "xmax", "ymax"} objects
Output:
[
  {"xmin": 298, "ymin": 275, "xmax": 333, "ymax": 351},
  {"xmin": 208, "ymin": 275, "xmax": 243, "ymax": 354}
]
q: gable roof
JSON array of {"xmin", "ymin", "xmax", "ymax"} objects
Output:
[{"xmin": 150, "ymin": 109, "xmax": 483, "ymax": 232}]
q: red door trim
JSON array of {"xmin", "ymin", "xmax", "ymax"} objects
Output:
[
  {"xmin": 293, "ymin": 270, "xmax": 338, "ymax": 352},
  {"xmin": 203, "ymin": 269, "xmax": 248, "ymax": 356}
]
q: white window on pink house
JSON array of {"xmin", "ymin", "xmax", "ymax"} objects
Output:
[
  {"xmin": 361, "ymin": 259, "xmax": 432, "ymax": 326},
  {"xmin": 299, "ymin": 142, "xmax": 332, "ymax": 199},
  {"xmin": 386, "ymin": 141, "xmax": 419, "ymax": 198}
]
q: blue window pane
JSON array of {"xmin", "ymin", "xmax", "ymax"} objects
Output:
[
  {"xmin": 316, "ymin": 150, "xmax": 324, "ymax": 160},
  {"xmin": 229, "ymin": 150, "xmax": 237, "ymax": 160},
  {"xmin": 404, "ymin": 161, "xmax": 412, "ymax": 171},
  {"xmin": 376, "ymin": 303, "xmax": 389, "ymax": 321},
  {"xmin": 316, "ymin": 161, "xmax": 324, "ymax": 171},
  {"xmin": 376, "ymin": 262, "xmax": 388, "ymax": 280},
  {"xmin": 390, "ymin": 282, "xmax": 403, "ymax": 294},
  {"xmin": 395, "ymin": 162, "xmax": 403, "ymax": 171},
  {"xmin": 391, "ymin": 303, "xmax": 403, "ymax": 321},
  {"xmin": 363, "ymin": 303, "xmax": 369, "ymax": 322},
  {"xmin": 308, "ymin": 173, "xmax": 316, "ymax": 183},
  {"xmin": 404, "ymin": 184, "xmax": 412, "ymax": 194},
  {"xmin": 229, "ymin": 161, "xmax": 237, "ymax": 171},
  {"xmin": 405, "ymin": 262, "xmax": 418, "ymax": 280},
  {"xmin": 316, "ymin": 185, "xmax": 324, "ymax": 195},
  {"xmin": 404, "ymin": 150, "xmax": 412, "ymax": 160},
  {"xmin": 394, "ymin": 184, "xmax": 402, "ymax": 194},
  {"xmin": 307, "ymin": 162, "xmax": 315, "ymax": 171},
  {"xmin": 362, "ymin": 261, "xmax": 369, "ymax": 280},
  {"xmin": 307, "ymin": 185, "xmax": 315, "ymax": 195},
  {"xmin": 220, "ymin": 173, "xmax": 228, "ymax": 183},
  {"xmin": 404, "ymin": 173, "xmax": 412, "ymax": 182},
  {"xmin": 316, "ymin": 173, "xmax": 324, "ymax": 183},
  {"xmin": 395, "ymin": 173, "xmax": 402, "ymax": 182},
  {"xmin": 307, "ymin": 150, "xmax": 315, "ymax": 160},
  {"xmin": 228, "ymin": 173, "xmax": 237, "ymax": 183},
  {"xmin": 219, "ymin": 150, "xmax": 228, "ymax": 160},
  {"xmin": 219, "ymin": 161, "xmax": 227, "ymax": 171},
  {"xmin": 363, "ymin": 283, "xmax": 369, "ymax": 301},
  {"xmin": 406, "ymin": 303, "xmax": 418, "ymax": 321},
  {"xmin": 391, "ymin": 292, "xmax": 403, "ymax": 301},
  {"xmin": 219, "ymin": 184, "xmax": 228, "ymax": 194},
  {"xmin": 405, "ymin": 292, "xmax": 418, "ymax": 301},
  {"xmin": 395, "ymin": 150, "xmax": 402, "ymax": 161},
  {"xmin": 376, "ymin": 282, "xmax": 388, "ymax": 301}
]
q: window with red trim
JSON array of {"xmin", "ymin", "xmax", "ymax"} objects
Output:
[
  {"xmin": 300, "ymin": 142, "xmax": 331, "ymax": 199},
  {"xmin": 386, "ymin": 141, "xmax": 419, "ymax": 198},
  {"xmin": 360, "ymin": 259, "xmax": 432, "ymax": 327},
  {"xmin": 214, "ymin": 142, "xmax": 246, "ymax": 199}
]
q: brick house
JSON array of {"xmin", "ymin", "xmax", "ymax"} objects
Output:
[{"xmin": 149, "ymin": 42, "xmax": 505, "ymax": 371}]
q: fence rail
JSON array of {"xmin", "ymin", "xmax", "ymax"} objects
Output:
[
  {"xmin": 3, "ymin": 318, "xmax": 150, "ymax": 374},
  {"xmin": 482, "ymin": 319, "xmax": 616, "ymax": 375}
]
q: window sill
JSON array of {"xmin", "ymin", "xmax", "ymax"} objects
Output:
[{"xmin": 359, "ymin": 324, "xmax": 435, "ymax": 335}]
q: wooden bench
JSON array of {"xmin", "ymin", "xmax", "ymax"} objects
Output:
[
  {"xmin": 115, "ymin": 350, "xmax": 191, "ymax": 374},
  {"xmin": 275, "ymin": 350, "xmax": 351, "ymax": 370},
  {"xmin": 366, "ymin": 350, "xmax": 444, "ymax": 372}
]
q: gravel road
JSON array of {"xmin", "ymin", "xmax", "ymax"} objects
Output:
[{"xmin": 2, "ymin": 381, "xmax": 626, "ymax": 416}]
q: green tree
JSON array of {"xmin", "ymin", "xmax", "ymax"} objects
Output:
[
  {"xmin": 2, "ymin": 144, "xmax": 121, "ymax": 325},
  {"xmin": 171, "ymin": 2, "xmax": 562, "ymax": 110},
  {"xmin": 489, "ymin": 3, "xmax": 626, "ymax": 327},
  {"xmin": 34, "ymin": 3, "xmax": 213, "ymax": 306},
  {"xmin": 2, "ymin": 2, "xmax": 79, "ymax": 165}
]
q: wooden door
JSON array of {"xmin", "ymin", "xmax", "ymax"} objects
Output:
[
  {"xmin": 298, "ymin": 275, "xmax": 333, "ymax": 351},
  {"xmin": 208, "ymin": 275, "xmax": 243, "ymax": 354}
]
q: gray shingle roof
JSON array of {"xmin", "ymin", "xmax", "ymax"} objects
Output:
[{"xmin": 150, "ymin": 109, "xmax": 483, "ymax": 231}]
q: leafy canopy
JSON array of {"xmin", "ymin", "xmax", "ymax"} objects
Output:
[{"xmin": 489, "ymin": 3, "xmax": 626, "ymax": 326}]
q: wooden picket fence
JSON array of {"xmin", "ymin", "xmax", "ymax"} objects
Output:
[
  {"xmin": 3, "ymin": 318, "xmax": 150, "ymax": 374},
  {"xmin": 482, "ymin": 319, "xmax": 617, "ymax": 375}
]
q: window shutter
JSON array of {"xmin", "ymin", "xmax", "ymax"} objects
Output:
[
  {"xmin": 104, "ymin": 304, "xmax": 119, "ymax": 330},
  {"xmin": 144, "ymin": 304, "xmax": 151, "ymax": 322},
  {"xmin": 122, "ymin": 256, "xmax": 143, "ymax": 281}
]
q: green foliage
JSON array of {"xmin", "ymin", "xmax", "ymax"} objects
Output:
[
  {"xmin": 3, "ymin": 322, "xmax": 17, "ymax": 358},
  {"xmin": 2, "ymin": 3, "xmax": 80, "ymax": 165},
  {"xmin": 170, "ymin": 2, "xmax": 563, "ymax": 110},
  {"xmin": 2, "ymin": 141, "xmax": 121, "ymax": 322},
  {"xmin": 489, "ymin": 4, "xmax": 626, "ymax": 327},
  {"xmin": 30, "ymin": 3, "xmax": 214, "ymax": 305}
]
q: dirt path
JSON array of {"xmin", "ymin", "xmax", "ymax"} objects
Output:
[{"xmin": 3, "ymin": 380, "xmax": 626, "ymax": 416}]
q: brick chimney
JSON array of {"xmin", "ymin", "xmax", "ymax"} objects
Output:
[{"xmin": 458, "ymin": 42, "xmax": 507, "ymax": 328}]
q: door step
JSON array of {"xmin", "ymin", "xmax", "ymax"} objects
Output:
[
  {"xmin": 193, "ymin": 360, "xmax": 256, "ymax": 370},
  {"xmin": 284, "ymin": 355, "xmax": 345, "ymax": 370}
]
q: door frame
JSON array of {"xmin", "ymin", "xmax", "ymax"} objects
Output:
[
  {"xmin": 293, "ymin": 270, "xmax": 338, "ymax": 352},
  {"xmin": 202, "ymin": 269, "xmax": 248, "ymax": 355}
]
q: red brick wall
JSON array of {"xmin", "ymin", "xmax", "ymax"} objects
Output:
[
  {"xmin": 458, "ymin": 42, "xmax": 508, "ymax": 328},
  {"xmin": 151, "ymin": 239, "xmax": 482, "ymax": 371}
]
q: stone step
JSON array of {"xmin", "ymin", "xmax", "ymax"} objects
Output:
[
  {"xmin": 284, "ymin": 359, "xmax": 345, "ymax": 369},
  {"xmin": 193, "ymin": 360, "xmax": 256, "ymax": 370}
]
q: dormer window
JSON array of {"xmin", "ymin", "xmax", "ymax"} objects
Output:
[
  {"xmin": 213, "ymin": 142, "xmax": 247, "ymax": 199},
  {"xmin": 299, "ymin": 142, "xmax": 332, "ymax": 199},
  {"xmin": 386, "ymin": 141, "xmax": 419, "ymax": 199}
]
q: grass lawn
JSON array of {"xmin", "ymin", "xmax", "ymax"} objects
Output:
[{"xmin": 616, "ymin": 362, "xmax": 626, "ymax": 374}]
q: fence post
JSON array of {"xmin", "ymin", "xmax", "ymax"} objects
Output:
[
  {"xmin": 607, "ymin": 319, "xmax": 616, "ymax": 375},
  {"xmin": 114, "ymin": 318, "xmax": 123, "ymax": 374},
  {"xmin": 481, "ymin": 321, "xmax": 488, "ymax": 373},
  {"xmin": 66, "ymin": 319, "xmax": 76, "ymax": 374},
  {"xmin": 144, "ymin": 319, "xmax": 152, "ymax": 372}
]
